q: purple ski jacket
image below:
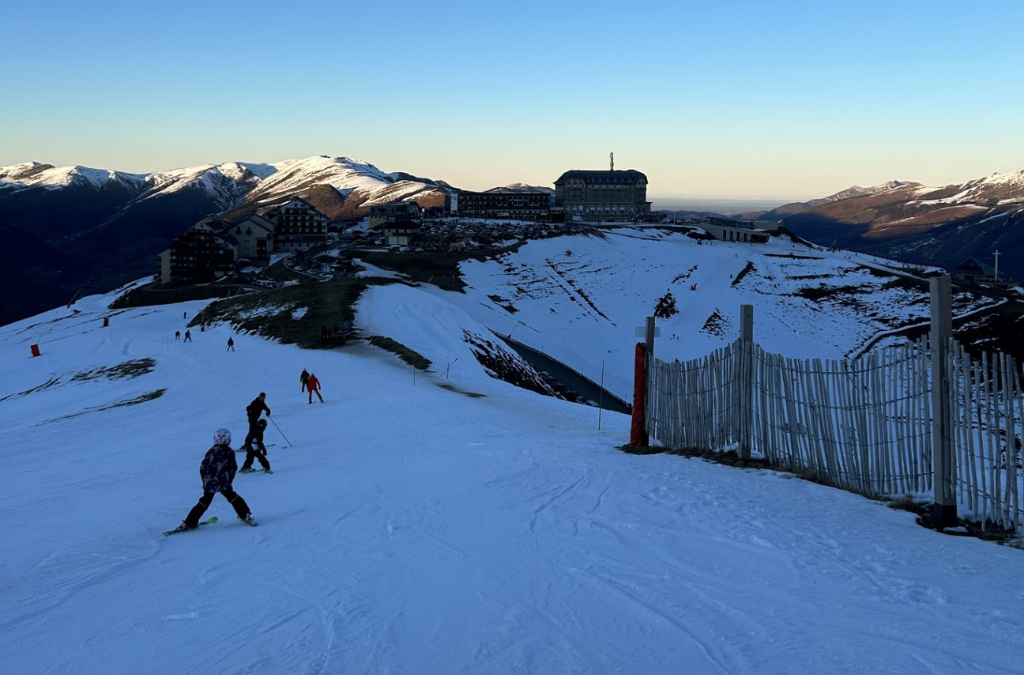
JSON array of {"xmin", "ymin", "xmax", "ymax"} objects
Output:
[{"xmin": 199, "ymin": 443, "xmax": 238, "ymax": 493}]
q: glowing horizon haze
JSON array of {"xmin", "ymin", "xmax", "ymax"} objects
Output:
[{"xmin": 2, "ymin": 0, "xmax": 1022, "ymax": 201}]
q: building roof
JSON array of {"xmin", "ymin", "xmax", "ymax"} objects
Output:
[
  {"xmin": 951, "ymin": 257, "xmax": 996, "ymax": 276},
  {"xmin": 554, "ymin": 169, "xmax": 647, "ymax": 185},
  {"xmin": 265, "ymin": 196, "xmax": 327, "ymax": 218}
]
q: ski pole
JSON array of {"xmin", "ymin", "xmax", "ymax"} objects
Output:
[{"xmin": 268, "ymin": 416, "xmax": 292, "ymax": 448}]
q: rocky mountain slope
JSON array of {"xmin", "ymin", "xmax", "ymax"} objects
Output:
[{"xmin": 771, "ymin": 172, "xmax": 1024, "ymax": 278}]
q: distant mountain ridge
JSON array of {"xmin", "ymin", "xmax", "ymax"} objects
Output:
[
  {"xmin": 770, "ymin": 171, "xmax": 1024, "ymax": 278},
  {"xmin": 0, "ymin": 155, "xmax": 449, "ymax": 225}
]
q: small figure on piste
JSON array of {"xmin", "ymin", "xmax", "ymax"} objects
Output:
[
  {"xmin": 165, "ymin": 428, "xmax": 257, "ymax": 535},
  {"xmin": 300, "ymin": 368, "xmax": 310, "ymax": 393},
  {"xmin": 240, "ymin": 419, "xmax": 272, "ymax": 474},
  {"xmin": 227, "ymin": 336, "xmax": 235, "ymax": 352}
]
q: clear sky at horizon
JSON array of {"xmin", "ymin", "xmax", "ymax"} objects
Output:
[{"xmin": 2, "ymin": 0, "xmax": 1022, "ymax": 199}]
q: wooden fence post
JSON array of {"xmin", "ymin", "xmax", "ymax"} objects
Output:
[
  {"xmin": 930, "ymin": 276, "xmax": 957, "ymax": 528},
  {"xmin": 739, "ymin": 304, "xmax": 754, "ymax": 460},
  {"xmin": 644, "ymin": 316, "xmax": 657, "ymax": 443}
]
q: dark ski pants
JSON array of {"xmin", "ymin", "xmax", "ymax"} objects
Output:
[
  {"xmin": 185, "ymin": 488, "xmax": 250, "ymax": 528},
  {"xmin": 243, "ymin": 419, "xmax": 261, "ymax": 451},
  {"xmin": 241, "ymin": 447, "xmax": 271, "ymax": 471}
]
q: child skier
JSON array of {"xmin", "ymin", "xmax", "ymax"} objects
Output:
[
  {"xmin": 168, "ymin": 428, "xmax": 257, "ymax": 533},
  {"xmin": 240, "ymin": 419, "xmax": 272, "ymax": 474},
  {"xmin": 244, "ymin": 392, "xmax": 271, "ymax": 450}
]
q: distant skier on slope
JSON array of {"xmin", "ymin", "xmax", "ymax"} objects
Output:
[
  {"xmin": 167, "ymin": 428, "xmax": 256, "ymax": 533},
  {"xmin": 227, "ymin": 337, "xmax": 235, "ymax": 352},
  {"xmin": 307, "ymin": 373, "xmax": 323, "ymax": 404},
  {"xmin": 244, "ymin": 392, "xmax": 271, "ymax": 450},
  {"xmin": 300, "ymin": 368, "xmax": 310, "ymax": 393},
  {"xmin": 240, "ymin": 419, "xmax": 272, "ymax": 474},
  {"xmin": 183, "ymin": 330, "xmax": 192, "ymax": 342}
]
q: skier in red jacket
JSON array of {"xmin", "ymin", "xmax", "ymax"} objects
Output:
[{"xmin": 307, "ymin": 373, "xmax": 323, "ymax": 403}]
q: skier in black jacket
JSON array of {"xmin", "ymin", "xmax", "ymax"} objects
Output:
[{"xmin": 243, "ymin": 392, "xmax": 271, "ymax": 452}]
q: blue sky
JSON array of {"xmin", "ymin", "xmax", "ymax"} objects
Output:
[{"xmin": 2, "ymin": 0, "xmax": 1022, "ymax": 200}]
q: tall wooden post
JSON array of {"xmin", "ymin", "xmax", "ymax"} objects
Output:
[
  {"xmin": 644, "ymin": 316, "xmax": 656, "ymax": 443},
  {"xmin": 930, "ymin": 276, "xmax": 957, "ymax": 528},
  {"xmin": 631, "ymin": 317, "xmax": 659, "ymax": 447},
  {"xmin": 739, "ymin": 304, "xmax": 754, "ymax": 460}
]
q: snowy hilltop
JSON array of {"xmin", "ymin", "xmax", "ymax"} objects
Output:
[{"xmin": 3, "ymin": 229, "xmax": 1023, "ymax": 674}]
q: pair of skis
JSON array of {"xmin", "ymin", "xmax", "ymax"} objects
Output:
[
  {"xmin": 235, "ymin": 443, "xmax": 276, "ymax": 453},
  {"xmin": 163, "ymin": 515, "xmax": 258, "ymax": 536}
]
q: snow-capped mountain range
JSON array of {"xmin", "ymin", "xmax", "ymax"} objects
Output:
[
  {"xmin": 0, "ymin": 155, "xmax": 449, "ymax": 220},
  {"xmin": 767, "ymin": 171, "xmax": 1024, "ymax": 276}
]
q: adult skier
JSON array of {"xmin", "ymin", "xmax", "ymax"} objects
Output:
[
  {"xmin": 183, "ymin": 329, "xmax": 192, "ymax": 342},
  {"xmin": 300, "ymin": 368, "xmax": 310, "ymax": 393},
  {"xmin": 227, "ymin": 337, "xmax": 235, "ymax": 352},
  {"xmin": 240, "ymin": 419, "xmax": 272, "ymax": 474},
  {"xmin": 167, "ymin": 428, "xmax": 256, "ymax": 533},
  {"xmin": 307, "ymin": 373, "xmax": 323, "ymax": 404},
  {"xmin": 244, "ymin": 392, "xmax": 271, "ymax": 450}
]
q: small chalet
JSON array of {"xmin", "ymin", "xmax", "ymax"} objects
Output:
[{"xmin": 950, "ymin": 257, "xmax": 996, "ymax": 283}]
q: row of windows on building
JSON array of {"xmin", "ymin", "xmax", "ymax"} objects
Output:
[{"xmin": 158, "ymin": 197, "xmax": 330, "ymax": 284}]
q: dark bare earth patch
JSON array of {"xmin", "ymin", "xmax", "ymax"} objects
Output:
[
  {"xmin": 71, "ymin": 358, "xmax": 155, "ymax": 382},
  {"xmin": 40, "ymin": 389, "xmax": 167, "ymax": 424},
  {"xmin": 732, "ymin": 261, "xmax": 756, "ymax": 287}
]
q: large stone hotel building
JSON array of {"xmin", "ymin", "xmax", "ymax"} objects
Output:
[{"xmin": 554, "ymin": 168, "xmax": 651, "ymax": 221}]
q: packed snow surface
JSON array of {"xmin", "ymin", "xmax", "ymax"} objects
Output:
[{"xmin": 2, "ymin": 281, "xmax": 1023, "ymax": 675}]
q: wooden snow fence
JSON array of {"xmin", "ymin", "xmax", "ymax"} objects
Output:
[
  {"xmin": 647, "ymin": 337, "xmax": 1024, "ymax": 530},
  {"xmin": 947, "ymin": 342, "xmax": 1024, "ymax": 530}
]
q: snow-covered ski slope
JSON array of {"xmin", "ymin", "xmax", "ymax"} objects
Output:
[
  {"xmin": 2, "ymin": 278, "xmax": 1023, "ymax": 675},
  {"xmin": 432, "ymin": 228, "xmax": 988, "ymax": 399}
]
